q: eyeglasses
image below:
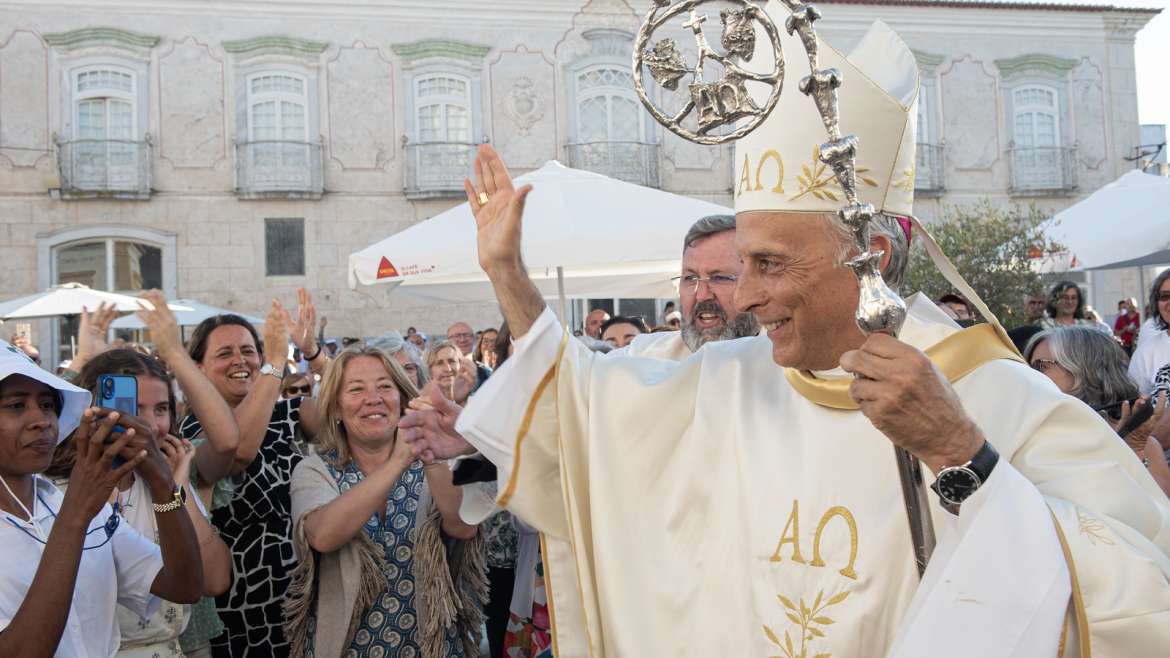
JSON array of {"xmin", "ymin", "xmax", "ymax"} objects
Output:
[
  {"xmin": 671, "ymin": 274, "xmax": 738, "ymax": 293},
  {"xmin": 1029, "ymin": 358, "xmax": 1060, "ymax": 372},
  {"xmin": 1157, "ymin": 292, "xmax": 1170, "ymax": 303},
  {"xmin": 284, "ymin": 385, "xmax": 312, "ymax": 395},
  {"xmin": 447, "ymin": 332, "xmax": 474, "ymax": 341}
]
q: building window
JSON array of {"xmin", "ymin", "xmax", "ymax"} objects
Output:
[
  {"xmin": 415, "ymin": 74, "xmax": 472, "ymax": 144},
  {"xmin": 265, "ymin": 218, "xmax": 305, "ymax": 277},
  {"xmin": 914, "ymin": 79, "xmax": 943, "ymax": 194},
  {"xmin": 59, "ymin": 65, "xmax": 150, "ymax": 196},
  {"xmin": 566, "ymin": 63, "xmax": 658, "ymax": 187},
  {"xmin": 1009, "ymin": 84, "xmax": 1073, "ymax": 192},
  {"xmin": 51, "ymin": 237, "xmax": 165, "ymax": 364},
  {"xmin": 403, "ymin": 71, "xmax": 481, "ymax": 197},
  {"xmin": 236, "ymin": 72, "xmax": 322, "ymax": 197}
]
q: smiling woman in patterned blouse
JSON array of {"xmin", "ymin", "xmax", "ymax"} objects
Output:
[
  {"xmin": 286, "ymin": 346, "xmax": 485, "ymax": 658},
  {"xmin": 179, "ymin": 289, "xmax": 328, "ymax": 657}
]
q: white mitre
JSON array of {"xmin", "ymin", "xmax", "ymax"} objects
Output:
[{"xmin": 735, "ymin": 14, "xmax": 919, "ymax": 217}]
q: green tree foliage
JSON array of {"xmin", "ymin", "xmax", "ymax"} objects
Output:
[{"xmin": 902, "ymin": 201, "xmax": 1064, "ymax": 329}]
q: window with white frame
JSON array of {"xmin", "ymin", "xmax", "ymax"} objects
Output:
[
  {"xmin": 414, "ymin": 74, "xmax": 472, "ymax": 144},
  {"xmin": 574, "ymin": 65, "xmax": 645, "ymax": 144},
  {"xmin": 1011, "ymin": 84, "xmax": 1062, "ymax": 188},
  {"xmin": 244, "ymin": 72, "xmax": 310, "ymax": 187},
  {"xmin": 71, "ymin": 66, "xmax": 140, "ymax": 189}
]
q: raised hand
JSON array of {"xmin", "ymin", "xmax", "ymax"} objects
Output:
[
  {"xmin": 136, "ymin": 290, "xmax": 183, "ymax": 358},
  {"xmin": 289, "ymin": 288, "xmax": 319, "ymax": 356},
  {"xmin": 464, "ymin": 144, "xmax": 533, "ymax": 275},
  {"xmin": 262, "ymin": 299, "xmax": 292, "ymax": 370},
  {"xmin": 72, "ymin": 302, "xmax": 119, "ymax": 370}
]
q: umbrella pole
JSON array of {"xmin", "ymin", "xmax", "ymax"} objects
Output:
[{"xmin": 556, "ymin": 266, "xmax": 567, "ymax": 328}]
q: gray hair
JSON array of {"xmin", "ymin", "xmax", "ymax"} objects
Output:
[
  {"xmin": 1023, "ymin": 326, "xmax": 1138, "ymax": 408},
  {"xmin": 684, "ymin": 214, "xmax": 736, "ymax": 250},
  {"xmin": 823, "ymin": 212, "xmax": 910, "ymax": 292},
  {"xmin": 366, "ymin": 331, "xmax": 430, "ymax": 385}
]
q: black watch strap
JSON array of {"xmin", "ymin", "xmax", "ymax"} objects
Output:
[
  {"xmin": 930, "ymin": 440, "xmax": 999, "ymax": 508},
  {"xmin": 966, "ymin": 440, "xmax": 999, "ymax": 482}
]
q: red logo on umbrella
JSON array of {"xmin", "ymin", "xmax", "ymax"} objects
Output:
[{"xmin": 376, "ymin": 257, "xmax": 399, "ymax": 279}]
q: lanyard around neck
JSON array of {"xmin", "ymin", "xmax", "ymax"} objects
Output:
[{"xmin": 1, "ymin": 476, "xmax": 121, "ymax": 550}]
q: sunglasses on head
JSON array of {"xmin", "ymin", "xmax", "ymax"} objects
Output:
[{"xmin": 284, "ymin": 385, "xmax": 312, "ymax": 395}]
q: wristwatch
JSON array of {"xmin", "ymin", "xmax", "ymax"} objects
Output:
[
  {"xmin": 930, "ymin": 440, "xmax": 999, "ymax": 509},
  {"xmin": 259, "ymin": 363, "xmax": 284, "ymax": 381},
  {"xmin": 152, "ymin": 485, "xmax": 187, "ymax": 514}
]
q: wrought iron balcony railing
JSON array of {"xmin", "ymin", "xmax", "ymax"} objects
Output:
[
  {"xmin": 236, "ymin": 139, "xmax": 324, "ymax": 199},
  {"xmin": 914, "ymin": 142, "xmax": 944, "ymax": 195},
  {"xmin": 564, "ymin": 141, "xmax": 660, "ymax": 188},
  {"xmin": 1008, "ymin": 145, "xmax": 1078, "ymax": 195},
  {"xmin": 56, "ymin": 136, "xmax": 152, "ymax": 199},
  {"xmin": 403, "ymin": 141, "xmax": 477, "ymax": 199}
]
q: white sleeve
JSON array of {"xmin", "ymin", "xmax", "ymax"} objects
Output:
[
  {"xmin": 890, "ymin": 462, "xmax": 1069, "ymax": 658},
  {"xmin": 1129, "ymin": 343, "xmax": 1154, "ymax": 396},
  {"xmin": 456, "ymin": 306, "xmax": 563, "ymax": 486},
  {"xmin": 111, "ymin": 507, "xmax": 165, "ymax": 620}
]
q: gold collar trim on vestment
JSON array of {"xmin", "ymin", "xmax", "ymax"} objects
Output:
[{"xmin": 783, "ymin": 323, "xmax": 1024, "ymax": 410}]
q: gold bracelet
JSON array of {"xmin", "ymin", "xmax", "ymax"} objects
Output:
[{"xmin": 152, "ymin": 485, "xmax": 186, "ymax": 514}]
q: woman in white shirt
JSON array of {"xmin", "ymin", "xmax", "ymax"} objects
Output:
[
  {"xmin": 0, "ymin": 341, "xmax": 203, "ymax": 657},
  {"xmin": 48, "ymin": 293, "xmax": 234, "ymax": 658},
  {"xmin": 1130, "ymin": 270, "xmax": 1170, "ymax": 397}
]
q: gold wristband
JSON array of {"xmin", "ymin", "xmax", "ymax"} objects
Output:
[{"xmin": 152, "ymin": 485, "xmax": 187, "ymax": 514}]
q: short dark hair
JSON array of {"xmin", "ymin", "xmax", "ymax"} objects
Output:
[
  {"xmin": 600, "ymin": 315, "xmax": 649, "ymax": 337},
  {"xmin": 1046, "ymin": 281, "xmax": 1085, "ymax": 320},
  {"xmin": 684, "ymin": 214, "xmax": 736, "ymax": 250},
  {"xmin": 187, "ymin": 314, "xmax": 264, "ymax": 363}
]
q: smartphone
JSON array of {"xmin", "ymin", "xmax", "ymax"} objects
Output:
[{"xmin": 97, "ymin": 374, "xmax": 138, "ymax": 468}]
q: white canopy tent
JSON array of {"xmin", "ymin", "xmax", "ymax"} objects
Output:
[
  {"xmin": 0, "ymin": 283, "xmax": 191, "ymax": 320},
  {"xmin": 348, "ymin": 161, "xmax": 732, "ymax": 318},
  {"xmin": 110, "ymin": 299, "xmax": 265, "ymax": 330},
  {"xmin": 1044, "ymin": 169, "xmax": 1170, "ymax": 311},
  {"xmin": 1046, "ymin": 170, "xmax": 1170, "ymax": 270}
]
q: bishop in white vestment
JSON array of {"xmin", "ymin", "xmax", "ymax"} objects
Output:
[{"xmin": 405, "ymin": 11, "xmax": 1170, "ymax": 658}]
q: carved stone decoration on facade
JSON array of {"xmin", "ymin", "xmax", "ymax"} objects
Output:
[
  {"xmin": 327, "ymin": 43, "xmax": 396, "ymax": 170},
  {"xmin": 158, "ymin": 37, "xmax": 226, "ymax": 169},
  {"xmin": 503, "ymin": 76, "xmax": 545, "ymax": 137},
  {"xmin": 940, "ymin": 56, "xmax": 999, "ymax": 170},
  {"xmin": 0, "ymin": 30, "xmax": 50, "ymax": 168},
  {"xmin": 1072, "ymin": 58, "xmax": 1107, "ymax": 171},
  {"xmin": 489, "ymin": 45, "xmax": 556, "ymax": 169}
]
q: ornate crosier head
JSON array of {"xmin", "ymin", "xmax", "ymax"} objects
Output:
[{"xmin": 634, "ymin": 1, "xmax": 921, "ymax": 336}]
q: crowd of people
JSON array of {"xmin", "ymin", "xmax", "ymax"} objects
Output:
[
  {"xmin": 0, "ymin": 209, "xmax": 751, "ymax": 658},
  {"xmin": 2, "ymin": 204, "xmax": 1169, "ymax": 657}
]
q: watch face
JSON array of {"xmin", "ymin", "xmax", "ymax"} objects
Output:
[{"xmin": 936, "ymin": 467, "xmax": 981, "ymax": 506}]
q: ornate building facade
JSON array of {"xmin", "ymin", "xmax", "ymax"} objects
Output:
[{"xmin": 0, "ymin": 0, "xmax": 1157, "ymax": 364}]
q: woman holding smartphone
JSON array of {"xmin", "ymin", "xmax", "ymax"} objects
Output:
[
  {"xmin": 48, "ymin": 291, "xmax": 236, "ymax": 657},
  {"xmin": 0, "ymin": 340, "xmax": 203, "ymax": 657}
]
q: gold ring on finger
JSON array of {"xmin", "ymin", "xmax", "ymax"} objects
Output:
[{"xmin": 477, "ymin": 192, "xmax": 489, "ymax": 205}]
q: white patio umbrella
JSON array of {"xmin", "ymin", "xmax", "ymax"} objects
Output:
[
  {"xmin": 0, "ymin": 283, "xmax": 192, "ymax": 321},
  {"xmin": 110, "ymin": 299, "xmax": 265, "ymax": 330},
  {"xmin": 348, "ymin": 161, "xmax": 732, "ymax": 314},
  {"xmin": 1045, "ymin": 169, "xmax": 1170, "ymax": 270}
]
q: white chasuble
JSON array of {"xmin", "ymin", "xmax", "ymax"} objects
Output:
[{"xmin": 457, "ymin": 296, "xmax": 1170, "ymax": 657}]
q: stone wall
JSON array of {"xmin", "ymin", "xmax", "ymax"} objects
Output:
[{"xmin": 0, "ymin": 0, "xmax": 1155, "ymax": 360}]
